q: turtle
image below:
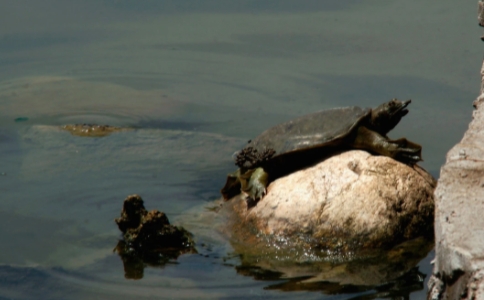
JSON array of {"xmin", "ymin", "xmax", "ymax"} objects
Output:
[{"xmin": 220, "ymin": 98, "xmax": 422, "ymax": 205}]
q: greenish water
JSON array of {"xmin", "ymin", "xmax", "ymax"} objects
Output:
[{"xmin": 0, "ymin": 1, "xmax": 480, "ymax": 299}]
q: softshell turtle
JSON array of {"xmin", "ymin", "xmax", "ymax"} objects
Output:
[{"xmin": 221, "ymin": 99, "xmax": 422, "ymax": 204}]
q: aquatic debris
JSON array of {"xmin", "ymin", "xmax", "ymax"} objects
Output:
[
  {"xmin": 61, "ymin": 123, "xmax": 127, "ymax": 137},
  {"xmin": 114, "ymin": 194, "xmax": 196, "ymax": 279},
  {"xmin": 14, "ymin": 117, "xmax": 29, "ymax": 122}
]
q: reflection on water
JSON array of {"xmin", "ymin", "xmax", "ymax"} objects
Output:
[
  {"xmin": 114, "ymin": 240, "xmax": 182, "ymax": 280},
  {"xmin": 235, "ymin": 266, "xmax": 426, "ymax": 298},
  {"xmin": 262, "ymin": 268, "xmax": 425, "ymax": 299},
  {"xmin": 0, "ymin": 0, "xmax": 480, "ymax": 298},
  {"xmin": 229, "ymin": 235, "xmax": 433, "ymax": 295},
  {"xmin": 240, "ymin": 267, "xmax": 425, "ymax": 299}
]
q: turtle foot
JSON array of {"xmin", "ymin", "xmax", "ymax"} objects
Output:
[
  {"xmin": 240, "ymin": 167, "xmax": 269, "ymax": 208},
  {"xmin": 399, "ymin": 154, "xmax": 422, "ymax": 165},
  {"xmin": 245, "ymin": 190, "xmax": 266, "ymax": 209},
  {"xmin": 243, "ymin": 186, "xmax": 267, "ymax": 205},
  {"xmin": 390, "ymin": 138, "xmax": 422, "ymax": 164}
]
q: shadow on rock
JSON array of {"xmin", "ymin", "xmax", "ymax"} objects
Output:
[{"xmin": 114, "ymin": 194, "xmax": 196, "ymax": 279}]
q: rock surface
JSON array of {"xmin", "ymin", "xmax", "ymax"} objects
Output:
[
  {"xmin": 114, "ymin": 194, "xmax": 196, "ymax": 279},
  {"xmin": 427, "ymin": 56, "xmax": 484, "ymax": 298},
  {"xmin": 222, "ymin": 150, "xmax": 435, "ymax": 260}
]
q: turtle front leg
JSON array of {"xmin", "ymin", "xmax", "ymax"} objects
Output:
[
  {"xmin": 240, "ymin": 167, "xmax": 269, "ymax": 206},
  {"xmin": 352, "ymin": 126, "xmax": 422, "ymax": 164}
]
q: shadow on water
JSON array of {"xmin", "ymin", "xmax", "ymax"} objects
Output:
[
  {"xmin": 110, "ymin": 235, "xmax": 432, "ymax": 298},
  {"xmin": 236, "ymin": 267, "xmax": 425, "ymax": 299},
  {"xmin": 107, "ymin": 238, "xmax": 432, "ymax": 298},
  {"xmin": 228, "ymin": 236, "xmax": 433, "ymax": 297}
]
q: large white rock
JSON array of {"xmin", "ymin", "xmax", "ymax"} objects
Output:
[
  {"xmin": 222, "ymin": 150, "xmax": 435, "ymax": 258},
  {"xmin": 427, "ymin": 52, "xmax": 484, "ymax": 300}
]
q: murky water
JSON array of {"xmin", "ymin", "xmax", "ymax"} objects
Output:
[{"xmin": 0, "ymin": 1, "xmax": 480, "ymax": 299}]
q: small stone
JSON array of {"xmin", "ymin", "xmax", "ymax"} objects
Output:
[{"xmin": 114, "ymin": 194, "xmax": 196, "ymax": 279}]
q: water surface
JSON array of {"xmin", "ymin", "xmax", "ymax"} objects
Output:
[{"xmin": 0, "ymin": 1, "xmax": 480, "ymax": 299}]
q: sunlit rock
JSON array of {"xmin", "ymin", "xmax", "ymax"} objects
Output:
[
  {"xmin": 427, "ymin": 48, "xmax": 484, "ymax": 299},
  {"xmin": 222, "ymin": 150, "xmax": 436, "ymax": 258}
]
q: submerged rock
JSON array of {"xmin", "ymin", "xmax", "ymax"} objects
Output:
[
  {"xmin": 114, "ymin": 194, "xmax": 196, "ymax": 279},
  {"xmin": 62, "ymin": 124, "xmax": 128, "ymax": 137},
  {"xmin": 222, "ymin": 150, "xmax": 435, "ymax": 259}
]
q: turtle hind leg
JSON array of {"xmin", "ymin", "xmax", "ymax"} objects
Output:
[
  {"xmin": 221, "ymin": 169, "xmax": 242, "ymax": 201},
  {"xmin": 240, "ymin": 167, "xmax": 269, "ymax": 207},
  {"xmin": 388, "ymin": 138, "xmax": 422, "ymax": 164},
  {"xmin": 352, "ymin": 126, "xmax": 422, "ymax": 164}
]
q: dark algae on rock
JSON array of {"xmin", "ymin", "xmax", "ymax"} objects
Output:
[{"xmin": 114, "ymin": 194, "xmax": 196, "ymax": 279}]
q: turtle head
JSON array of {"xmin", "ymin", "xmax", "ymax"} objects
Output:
[{"xmin": 370, "ymin": 99, "xmax": 411, "ymax": 135}]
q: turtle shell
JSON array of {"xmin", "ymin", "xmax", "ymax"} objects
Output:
[{"xmin": 247, "ymin": 106, "xmax": 371, "ymax": 160}]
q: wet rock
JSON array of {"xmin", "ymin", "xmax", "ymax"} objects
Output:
[
  {"xmin": 114, "ymin": 194, "xmax": 196, "ymax": 279},
  {"xmin": 62, "ymin": 124, "xmax": 128, "ymax": 137},
  {"xmin": 222, "ymin": 150, "xmax": 435, "ymax": 259}
]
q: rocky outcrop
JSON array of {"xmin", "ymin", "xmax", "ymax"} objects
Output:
[
  {"xmin": 427, "ymin": 63, "xmax": 484, "ymax": 300},
  {"xmin": 427, "ymin": 6, "xmax": 484, "ymax": 298},
  {"xmin": 222, "ymin": 150, "xmax": 435, "ymax": 261}
]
